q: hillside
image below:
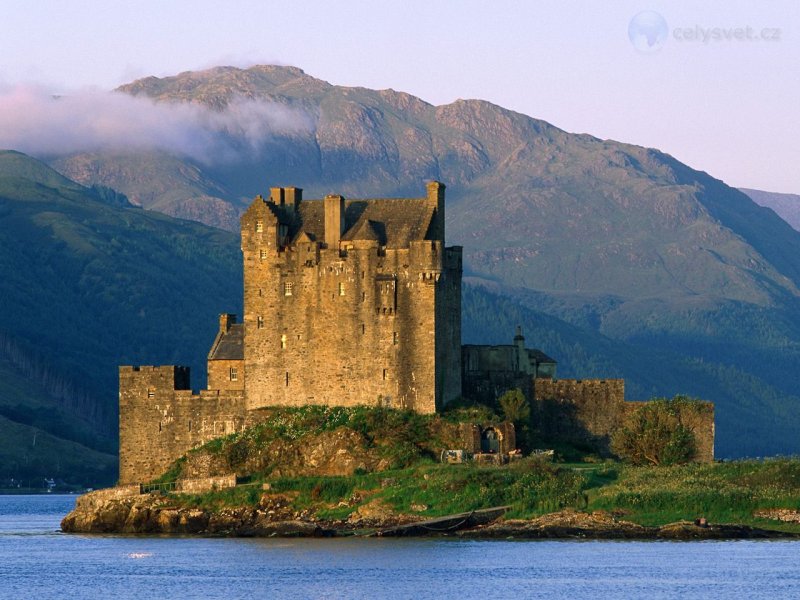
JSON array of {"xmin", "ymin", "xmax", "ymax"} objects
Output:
[
  {"xmin": 40, "ymin": 65, "xmax": 800, "ymax": 457},
  {"xmin": 0, "ymin": 150, "xmax": 243, "ymax": 485},
  {"xmin": 741, "ymin": 188, "xmax": 800, "ymax": 232}
]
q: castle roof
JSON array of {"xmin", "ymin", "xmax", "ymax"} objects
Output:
[
  {"xmin": 207, "ymin": 323, "xmax": 244, "ymax": 361},
  {"xmin": 461, "ymin": 344, "xmax": 557, "ymax": 365},
  {"xmin": 295, "ymin": 197, "xmax": 435, "ymax": 248},
  {"xmin": 341, "ymin": 217, "xmax": 385, "ymax": 244}
]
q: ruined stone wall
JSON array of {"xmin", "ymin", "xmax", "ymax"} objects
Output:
[
  {"xmin": 240, "ymin": 201, "xmax": 461, "ymax": 414},
  {"xmin": 532, "ymin": 379, "xmax": 714, "ymax": 461},
  {"xmin": 119, "ymin": 366, "xmax": 249, "ymax": 484},
  {"xmin": 532, "ymin": 379, "xmax": 626, "ymax": 454},
  {"xmin": 621, "ymin": 400, "xmax": 715, "ymax": 463},
  {"xmin": 458, "ymin": 422, "xmax": 516, "ymax": 455}
]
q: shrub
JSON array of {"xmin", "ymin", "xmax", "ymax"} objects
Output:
[
  {"xmin": 611, "ymin": 396, "xmax": 698, "ymax": 466},
  {"xmin": 498, "ymin": 388, "xmax": 530, "ymax": 424}
]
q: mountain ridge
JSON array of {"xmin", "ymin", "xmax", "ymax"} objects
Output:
[{"xmin": 3, "ymin": 65, "xmax": 800, "ymax": 459}]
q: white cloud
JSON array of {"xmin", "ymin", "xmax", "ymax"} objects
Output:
[{"xmin": 0, "ymin": 84, "xmax": 313, "ymax": 163}]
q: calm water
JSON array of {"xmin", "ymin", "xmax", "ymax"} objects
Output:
[{"xmin": 2, "ymin": 496, "xmax": 800, "ymax": 599}]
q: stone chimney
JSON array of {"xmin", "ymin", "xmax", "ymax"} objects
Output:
[
  {"xmin": 324, "ymin": 194, "xmax": 345, "ymax": 248},
  {"xmin": 426, "ymin": 181, "xmax": 446, "ymax": 241},
  {"xmin": 219, "ymin": 313, "xmax": 237, "ymax": 334},
  {"xmin": 269, "ymin": 187, "xmax": 285, "ymax": 205},
  {"xmin": 284, "ymin": 187, "xmax": 302, "ymax": 211}
]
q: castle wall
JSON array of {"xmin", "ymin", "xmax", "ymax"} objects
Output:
[
  {"xmin": 532, "ymin": 378, "xmax": 714, "ymax": 461},
  {"xmin": 621, "ymin": 400, "xmax": 715, "ymax": 463},
  {"xmin": 119, "ymin": 366, "xmax": 248, "ymax": 484},
  {"xmin": 207, "ymin": 359, "xmax": 244, "ymax": 392},
  {"xmin": 239, "ymin": 194, "xmax": 461, "ymax": 414},
  {"xmin": 532, "ymin": 379, "xmax": 626, "ymax": 453}
]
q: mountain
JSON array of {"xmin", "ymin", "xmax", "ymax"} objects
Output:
[
  {"xmin": 740, "ymin": 188, "xmax": 800, "ymax": 232},
  {"xmin": 1, "ymin": 64, "xmax": 793, "ymax": 459},
  {"xmin": 43, "ymin": 65, "xmax": 800, "ymax": 457},
  {"xmin": 0, "ymin": 150, "xmax": 243, "ymax": 485}
]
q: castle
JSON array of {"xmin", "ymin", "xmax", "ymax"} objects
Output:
[{"xmin": 119, "ymin": 182, "xmax": 714, "ymax": 485}]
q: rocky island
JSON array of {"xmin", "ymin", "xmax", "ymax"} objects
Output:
[{"xmin": 62, "ymin": 406, "xmax": 800, "ymax": 540}]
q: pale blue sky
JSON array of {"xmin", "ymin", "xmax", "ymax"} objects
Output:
[{"xmin": 1, "ymin": 0, "xmax": 797, "ymax": 193}]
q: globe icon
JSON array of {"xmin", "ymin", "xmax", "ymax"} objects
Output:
[{"xmin": 628, "ymin": 11, "xmax": 668, "ymax": 53}]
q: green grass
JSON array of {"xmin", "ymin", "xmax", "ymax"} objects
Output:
[
  {"xmin": 160, "ymin": 407, "xmax": 800, "ymax": 532},
  {"xmin": 166, "ymin": 452, "xmax": 800, "ymax": 533},
  {"xmin": 588, "ymin": 459, "xmax": 800, "ymax": 531}
]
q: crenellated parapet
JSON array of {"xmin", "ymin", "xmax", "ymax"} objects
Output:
[{"xmin": 118, "ymin": 365, "xmax": 248, "ymax": 484}]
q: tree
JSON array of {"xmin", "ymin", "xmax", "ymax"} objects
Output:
[
  {"xmin": 498, "ymin": 388, "xmax": 533, "ymax": 452},
  {"xmin": 498, "ymin": 388, "xmax": 530, "ymax": 424},
  {"xmin": 611, "ymin": 396, "xmax": 697, "ymax": 466}
]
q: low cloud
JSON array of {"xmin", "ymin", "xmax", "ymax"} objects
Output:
[{"xmin": 0, "ymin": 84, "xmax": 313, "ymax": 163}]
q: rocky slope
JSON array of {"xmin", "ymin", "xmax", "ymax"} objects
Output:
[{"xmin": 741, "ymin": 188, "xmax": 800, "ymax": 232}]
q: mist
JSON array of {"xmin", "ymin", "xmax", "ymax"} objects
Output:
[{"xmin": 0, "ymin": 84, "xmax": 313, "ymax": 163}]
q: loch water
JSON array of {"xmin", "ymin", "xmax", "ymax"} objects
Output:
[{"xmin": 2, "ymin": 495, "xmax": 800, "ymax": 599}]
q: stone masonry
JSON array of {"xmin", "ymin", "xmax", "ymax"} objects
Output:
[
  {"xmin": 119, "ymin": 183, "xmax": 463, "ymax": 484},
  {"xmin": 117, "ymin": 181, "xmax": 715, "ymax": 485}
]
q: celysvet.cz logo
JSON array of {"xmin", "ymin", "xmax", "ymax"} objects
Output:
[{"xmin": 628, "ymin": 11, "xmax": 781, "ymax": 53}]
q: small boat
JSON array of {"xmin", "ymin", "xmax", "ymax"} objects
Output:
[{"xmin": 374, "ymin": 506, "xmax": 509, "ymax": 537}]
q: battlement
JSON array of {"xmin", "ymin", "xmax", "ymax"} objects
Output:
[{"xmin": 119, "ymin": 365, "xmax": 191, "ymax": 390}]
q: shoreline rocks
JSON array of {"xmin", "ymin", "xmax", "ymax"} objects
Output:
[{"xmin": 61, "ymin": 490, "xmax": 798, "ymax": 540}]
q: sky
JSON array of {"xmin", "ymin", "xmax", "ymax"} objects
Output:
[{"xmin": 0, "ymin": 0, "xmax": 797, "ymax": 193}]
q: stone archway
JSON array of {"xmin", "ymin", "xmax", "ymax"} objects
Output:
[{"xmin": 481, "ymin": 427, "xmax": 501, "ymax": 453}]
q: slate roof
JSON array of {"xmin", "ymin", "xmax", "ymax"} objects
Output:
[
  {"xmin": 208, "ymin": 323, "xmax": 244, "ymax": 361},
  {"xmin": 528, "ymin": 349, "xmax": 557, "ymax": 365},
  {"xmin": 461, "ymin": 344, "xmax": 557, "ymax": 366},
  {"xmin": 295, "ymin": 198, "xmax": 435, "ymax": 248}
]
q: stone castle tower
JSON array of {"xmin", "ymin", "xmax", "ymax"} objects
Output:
[
  {"xmin": 119, "ymin": 183, "xmax": 462, "ymax": 483},
  {"xmin": 117, "ymin": 181, "xmax": 714, "ymax": 486},
  {"xmin": 211, "ymin": 181, "xmax": 462, "ymax": 412}
]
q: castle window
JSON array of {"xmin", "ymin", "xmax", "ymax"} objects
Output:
[
  {"xmin": 255, "ymin": 220, "xmax": 263, "ymax": 233},
  {"xmin": 257, "ymin": 316, "xmax": 264, "ymax": 329},
  {"xmin": 284, "ymin": 282, "xmax": 293, "ymax": 296},
  {"xmin": 147, "ymin": 388, "xmax": 155, "ymax": 398},
  {"xmin": 158, "ymin": 421, "xmax": 162, "ymax": 432},
  {"xmin": 258, "ymin": 288, "xmax": 263, "ymax": 297},
  {"xmin": 285, "ymin": 371, "xmax": 289, "ymax": 386},
  {"xmin": 383, "ymin": 368, "xmax": 388, "ymax": 381},
  {"xmin": 230, "ymin": 367, "xmax": 238, "ymax": 381},
  {"xmin": 362, "ymin": 291, "xmax": 366, "ymax": 302},
  {"xmin": 281, "ymin": 334, "xmax": 287, "ymax": 349},
  {"xmin": 339, "ymin": 282, "xmax": 345, "ymax": 296},
  {"xmin": 188, "ymin": 420, "xmax": 192, "ymax": 432},
  {"xmin": 393, "ymin": 331, "xmax": 398, "ymax": 345},
  {"xmin": 260, "ymin": 249, "xmax": 267, "ymax": 260},
  {"xmin": 361, "ymin": 323, "xmax": 365, "ymax": 334}
]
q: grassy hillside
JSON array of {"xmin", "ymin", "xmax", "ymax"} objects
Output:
[
  {"xmin": 158, "ymin": 406, "xmax": 800, "ymax": 533},
  {"xmin": 0, "ymin": 150, "xmax": 242, "ymax": 485}
]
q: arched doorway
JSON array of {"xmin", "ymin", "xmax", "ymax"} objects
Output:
[{"xmin": 481, "ymin": 427, "xmax": 501, "ymax": 453}]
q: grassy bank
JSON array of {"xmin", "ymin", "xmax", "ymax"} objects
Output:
[
  {"xmin": 152, "ymin": 406, "xmax": 800, "ymax": 532},
  {"xmin": 169, "ymin": 458, "xmax": 800, "ymax": 532}
]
